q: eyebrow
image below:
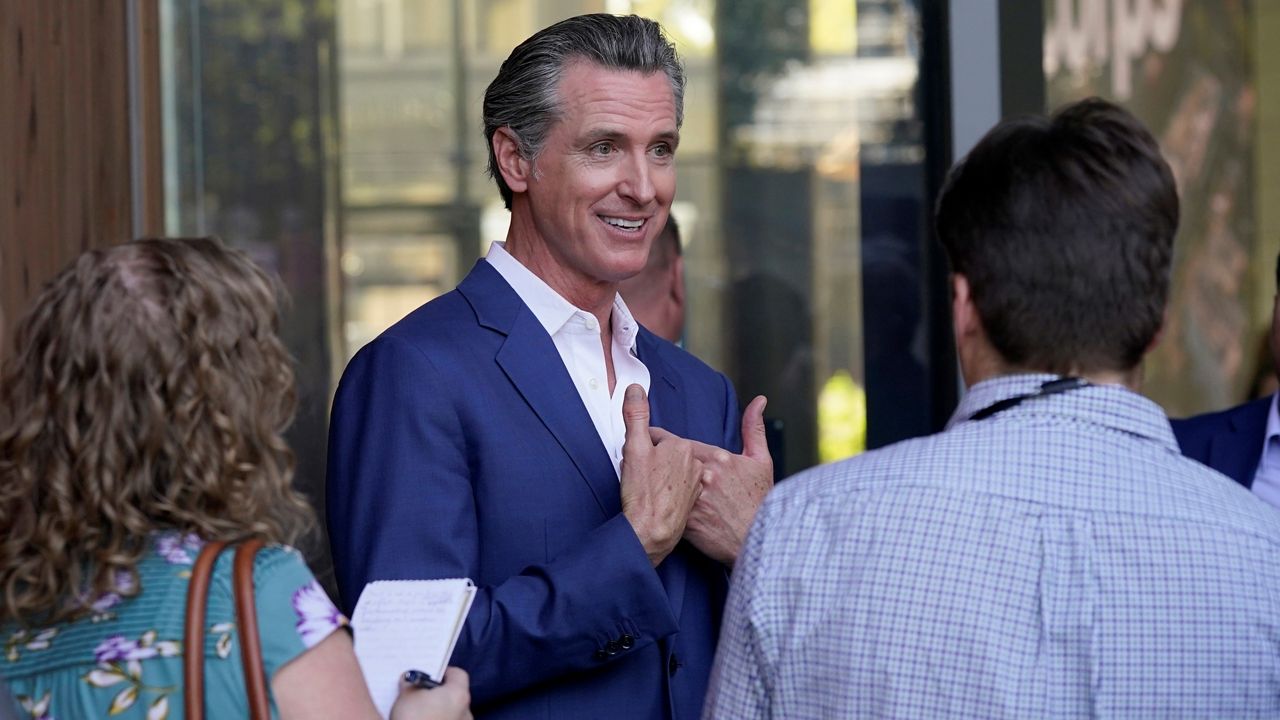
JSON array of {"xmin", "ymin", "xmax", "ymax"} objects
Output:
[{"xmin": 579, "ymin": 128, "xmax": 681, "ymax": 147}]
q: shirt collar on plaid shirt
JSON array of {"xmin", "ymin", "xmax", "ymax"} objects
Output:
[{"xmin": 948, "ymin": 372, "xmax": 1180, "ymax": 452}]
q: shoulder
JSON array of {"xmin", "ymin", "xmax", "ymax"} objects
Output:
[
  {"xmin": 204, "ymin": 542, "xmax": 315, "ymax": 595},
  {"xmin": 337, "ymin": 289, "xmax": 485, "ymax": 387},
  {"xmin": 210, "ymin": 544, "xmax": 346, "ymax": 655},
  {"xmin": 639, "ymin": 329, "xmax": 731, "ymax": 388},
  {"xmin": 380, "ymin": 289, "xmax": 480, "ymax": 350},
  {"xmin": 755, "ymin": 434, "xmax": 940, "ymax": 533},
  {"xmin": 1171, "ymin": 396, "xmax": 1271, "ymax": 451}
]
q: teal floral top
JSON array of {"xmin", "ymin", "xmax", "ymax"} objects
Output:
[{"xmin": 2, "ymin": 532, "xmax": 348, "ymax": 719}]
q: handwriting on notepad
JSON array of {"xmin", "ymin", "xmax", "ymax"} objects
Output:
[
  {"xmin": 353, "ymin": 579, "xmax": 476, "ymax": 719},
  {"xmin": 357, "ymin": 583, "xmax": 457, "ymax": 624}
]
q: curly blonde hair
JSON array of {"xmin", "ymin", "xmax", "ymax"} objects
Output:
[{"xmin": 0, "ymin": 237, "xmax": 314, "ymax": 624}]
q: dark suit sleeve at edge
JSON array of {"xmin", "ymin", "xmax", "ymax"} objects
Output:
[
  {"xmin": 720, "ymin": 371, "xmax": 744, "ymax": 454},
  {"xmin": 326, "ymin": 335, "xmax": 679, "ymax": 705}
]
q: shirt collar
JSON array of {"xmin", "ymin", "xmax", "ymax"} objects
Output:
[
  {"xmin": 485, "ymin": 241, "xmax": 640, "ymax": 353},
  {"xmin": 947, "ymin": 372, "xmax": 1180, "ymax": 452}
]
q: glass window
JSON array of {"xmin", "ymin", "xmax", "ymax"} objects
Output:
[
  {"xmin": 1043, "ymin": 0, "xmax": 1279, "ymax": 414},
  {"xmin": 160, "ymin": 0, "xmax": 949, "ymax": 514},
  {"xmin": 334, "ymin": 0, "xmax": 944, "ymax": 477}
]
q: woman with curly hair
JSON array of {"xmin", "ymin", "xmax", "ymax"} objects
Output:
[{"xmin": 0, "ymin": 238, "xmax": 469, "ymax": 719}]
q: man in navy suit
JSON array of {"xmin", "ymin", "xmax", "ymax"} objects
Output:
[
  {"xmin": 326, "ymin": 14, "xmax": 773, "ymax": 719},
  {"xmin": 1172, "ymin": 254, "xmax": 1280, "ymax": 509}
]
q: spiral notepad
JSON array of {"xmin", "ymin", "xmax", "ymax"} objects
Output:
[{"xmin": 352, "ymin": 578, "xmax": 476, "ymax": 718}]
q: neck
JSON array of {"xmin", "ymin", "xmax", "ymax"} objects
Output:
[
  {"xmin": 504, "ymin": 211, "xmax": 616, "ymax": 326},
  {"xmin": 969, "ymin": 364, "xmax": 1142, "ymax": 392},
  {"xmin": 955, "ymin": 310, "xmax": 1143, "ymax": 393},
  {"xmin": 1076, "ymin": 366, "xmax": 1142, "ymax": 391}
]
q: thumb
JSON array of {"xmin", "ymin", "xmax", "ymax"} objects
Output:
[
  {"xmin": 741, "ymin": 395, "xmax": 770, "ymax": 463},
  {"xmin": 622, "ymin": 384, "xmax": 652, "ymax": 453}
]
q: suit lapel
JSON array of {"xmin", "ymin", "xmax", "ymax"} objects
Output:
[
  {"xmin": 641, "ymin": 332, "xmax": 686, "ymax": 438},
  {"xmin": 1209, "ymin": 397, "xmax": 1271, "ymax": 489},
  {"xmin": 462, "ymin": 268, "xmax": 699, "ymax": 623},
  {"xmin": 637, "ymin": 332, "xmax": 690, "ymax": 624},
  {"xmin": 460, "ymin": 263, "xmax": 620, "ymax": 519}
]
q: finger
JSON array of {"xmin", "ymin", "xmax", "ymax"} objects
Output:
[
  {"xmin": 649, "ymin": 426, "xmax": 675, "ymax": 444},
  {"xmin": 740, "ymin": 395, "xmax": 771, "ymax": 463},
  {"xmin": 442, "ymin": 666, "xmax": 469, "ymax": 685},
  {"xmin": 622, "ymin": 384, "xmax": 653, "ymax": 454},
  {"xmin": 684, "ymin": 438, "xmax": 724, "ymax": 463}
]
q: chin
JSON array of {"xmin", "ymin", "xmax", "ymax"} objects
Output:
[{"xmin": 600, "ymin": 251, "xmax": 649, "ymax": 280}]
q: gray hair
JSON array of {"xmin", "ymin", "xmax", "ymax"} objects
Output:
[{"xmin": 483, "ymin": 14, "xmax": 686, "ymax": 210}]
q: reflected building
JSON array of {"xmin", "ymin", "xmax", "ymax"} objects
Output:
[{"xmin": 330, "ymin": 0, "xmax": 941, "ymax": 476}]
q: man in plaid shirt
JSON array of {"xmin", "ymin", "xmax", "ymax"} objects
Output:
[{"xmin": 704, "ymin": 98, "xmax": 1280, "ymax": 719}]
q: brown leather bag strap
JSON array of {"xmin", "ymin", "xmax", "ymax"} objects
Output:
[
  {"xmin": 233, "ymin": 537, "xmax": 270, "ymax": 720},
  {"xmin": 183, "ymin": 540, "xmax": 229, "ymax": 720}
]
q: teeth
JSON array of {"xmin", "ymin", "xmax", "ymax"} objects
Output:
[{"xmin": 603, "ymin": 217, "xmax": 643, "ymax": 230}]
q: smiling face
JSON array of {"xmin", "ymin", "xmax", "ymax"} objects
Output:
[{"xmin": 500, "ymin": 61, "xmax": 679, "ymax": 305}]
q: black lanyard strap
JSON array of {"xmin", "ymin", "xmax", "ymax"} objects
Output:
[{"xmin": 968, "ymin": 377, "xmax": 1090, "ymax": 421}]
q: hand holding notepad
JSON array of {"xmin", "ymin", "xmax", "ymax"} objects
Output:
[{"xmin": 352, "ymin": 578, "xmax": 476, "ymax": 719}]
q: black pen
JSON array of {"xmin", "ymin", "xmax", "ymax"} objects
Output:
[{"xmin": 403, "ymin": 669, "xmax": 443, "ymax": 690}]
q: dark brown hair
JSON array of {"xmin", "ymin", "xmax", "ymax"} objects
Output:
[
  {"xmin": 0, "ymin": 237, "xmax": 312, "ymax": 624},
  {"xmin": 936, "ymin": 97, "xmax": 1179, "ymax": 373}
]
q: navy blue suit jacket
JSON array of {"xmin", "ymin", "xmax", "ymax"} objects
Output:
[
  {"xmin": 1170, "ymin": 396, "xmax": 1271, "ymax": 489},
  {"xmin": 326, "ymin": 261, "xmax": 741, "ymax": 719}
]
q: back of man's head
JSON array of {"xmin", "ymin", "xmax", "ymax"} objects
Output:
[{"xmin": 936, "ymin": 97, "xmax": 1179, "ymax": 376}]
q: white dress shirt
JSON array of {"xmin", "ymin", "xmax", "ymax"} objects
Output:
[
  {"xmin": 1251, "ymin": 392, "xmax": 1280, "ymax": 509},
  {"xmin": 486, "ymin": 241, "xmax": 650, "ymax": 478}
]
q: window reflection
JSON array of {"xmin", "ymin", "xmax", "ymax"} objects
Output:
[
  {"xmin": 162, "ymin": 0, "xmax": 941, "ymax": 500},
  {"xmin": 335, "ymin": 0, "xmax": 934, "ymax": 476},
  {"xmin": 1043, "ymin": 0, "xmax": 1274, "ymax": 416}
]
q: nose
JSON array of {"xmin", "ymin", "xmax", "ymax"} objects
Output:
[{"xmin": 617, "ymin": 150, "xmax": 657, "ymax": 206}]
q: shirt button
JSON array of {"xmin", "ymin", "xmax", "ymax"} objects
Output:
[
  {"xmin": 588, "ymin": 378, "xmax": 599, "ymax": 390},
  {"xmin": 584, "ymin": 316, "xmax": 598, "ymax": 331}
]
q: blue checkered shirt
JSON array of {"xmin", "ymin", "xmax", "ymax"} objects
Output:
[{"xmin": 704, "ymin": 374, "xmax": 1280, "ymax": 719}]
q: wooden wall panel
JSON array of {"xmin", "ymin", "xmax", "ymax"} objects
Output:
[{"xmin": 0, "ymin": 1, "xmax": 136, "ymax": 354}]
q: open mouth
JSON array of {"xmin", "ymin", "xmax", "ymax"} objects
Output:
[{"xmin": 599, "ymin": 216, "xmax": 646, "ymax": 232}]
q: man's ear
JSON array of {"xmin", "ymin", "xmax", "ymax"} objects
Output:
[
  {"xmin": 1144, "ymin": 306, "xmax": 1168, "ymax": 355},
  {"xmin": 951, "ymin": 273, "xmax": 978, "ymax": 339},
  {"xmin": 492, "ymin": 127, "xmax": 533, "ymax": 194}
]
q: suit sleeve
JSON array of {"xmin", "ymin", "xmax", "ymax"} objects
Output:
[{"xmin": 326, "ymin": 334, "xmax": 679, "ymax": 705}]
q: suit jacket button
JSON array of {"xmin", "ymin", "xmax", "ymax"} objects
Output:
[
  {"xmin": 605, "ymin": 640, "xmax": 621, "ymax": 655},
  {"xmin": 619, "ymin": 634, "xmax": 634, "ymax": 649},
  {"xmin": 668, "ymin": 653, "xmax": 680, "ymax": 676},
  {"xmin": 593, "ymin": 649, "xmax": 608, "ymax": 661}
]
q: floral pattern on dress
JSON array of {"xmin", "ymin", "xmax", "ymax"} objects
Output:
[
  {"xmin": 153, "ymin": 532, "xmax": 204, "ymax": 566},
  {"xmin": 93, "ymin": 630, "xmax": 180, "ymax": 663},
  {"xmin": 291, "ymin": 580, "xmax": 347, "ymax": 649},
  {"xmin": 210, "ymin": 621, "xmax": 236, "ymax": 659},
  {"xmin": 5, "ymin": 543, "xmax": 325, "ymax": 719},
  {"xmin": 85, "ymin": 630, "xmax": 180, "ymax": 718},
  {"xmin": 5, "ymin": 627, "xmax": 58, "ymax": 663},
  {"xmin": 16, "ymin": 690, "xmax": 54, "ymax": 719},
  {"xmin": 78, "ymin": 569, "xmax": 137, "ymax": 623}
]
